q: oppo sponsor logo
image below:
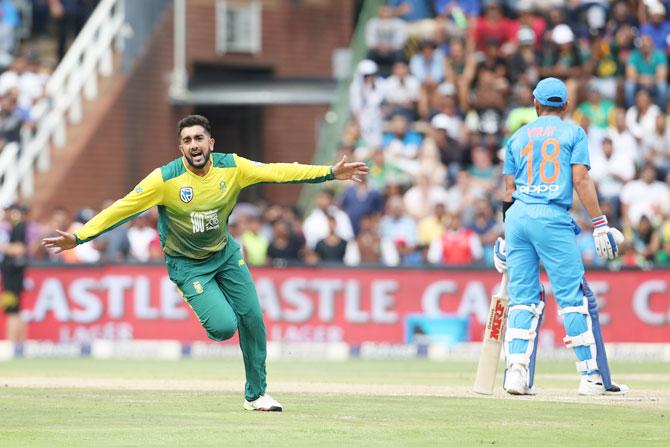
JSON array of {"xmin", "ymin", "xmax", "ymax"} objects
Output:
[{"xmin": 519, "ymin": 184, "xmax": 560, "ymax": 194}]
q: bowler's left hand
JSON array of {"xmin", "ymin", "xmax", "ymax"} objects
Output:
[
  {"xmin": 42, "ymin": 230, "xmax": 77, "ymax": 253},
  {"xmin": 332, "ymin": 156, "xmax": 369, "ymax": 183}
]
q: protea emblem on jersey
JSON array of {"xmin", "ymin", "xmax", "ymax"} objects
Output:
[
  {"xmin": 180, "ymin": 187, "xmax": 193, "ymax": 203},
  {"xmin": 219, "ymin": 180, "xmax": 226, "ymax": 191}
]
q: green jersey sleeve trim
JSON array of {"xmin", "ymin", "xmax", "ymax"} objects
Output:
[
  {"xmin": 157, "ymin": 205, "xmax": 169, "ymax": 250},
  {"xmin": 161, "ymin": 158, "xmax": 187, "ymax": 181},
  {"xmin": 213, "ymin": 153, "xmax": 236, "ymax": 168},
  {"xmin": 249, "ymin": 170, "xmax": 334, "ymax": 187},
  {"xmin": 233, "ymin": 154, "xmax": 334, "ymax": 188}
]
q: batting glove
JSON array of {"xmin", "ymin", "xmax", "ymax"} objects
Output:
[
  {"xmin": 493, "ymin": 237, "xmax": 507, "ymax": 273},
  {"xmin": 592, "ymin": 215, "xmax": 624, "ymax": 260}
]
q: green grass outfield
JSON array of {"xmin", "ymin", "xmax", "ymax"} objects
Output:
[{"xmin": 0, "ymin": 359, "xmax": 668, "ymax": 446}]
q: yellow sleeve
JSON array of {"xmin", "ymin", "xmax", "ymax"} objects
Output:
[
  {"xmin": 74, "ymin": 169, "xmax": 164, "ymax": 244},
  {"xmin": 234, "ymin": 154, "xmax": 335, "ymax": 189}
]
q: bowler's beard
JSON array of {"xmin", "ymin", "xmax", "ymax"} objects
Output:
[{"xmin": 184, "ymin": 146, "xmax": 211, "ymax": 169}]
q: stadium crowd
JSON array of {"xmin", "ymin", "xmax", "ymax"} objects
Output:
[
  {"xmin": 0, "ymin": 0, "xmax": 98, "ymax": 148},
  {"xmin": 4, "ymin": 0, "xmax": 670, "ymax": 270}
]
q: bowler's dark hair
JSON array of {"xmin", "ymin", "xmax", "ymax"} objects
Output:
[{"xmin": 177, "ymin": 115, "xmax": 212, "ymax": 140}]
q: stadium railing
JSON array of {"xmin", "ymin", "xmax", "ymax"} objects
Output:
[{"xmin": 0, "ymin": 0, "xmax": 128, "ymax": 208}]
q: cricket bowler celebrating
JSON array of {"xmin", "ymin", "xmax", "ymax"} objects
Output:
[
  {"xmin": 494, "ymin": 78, "xmax": 629, "ymax": 396},
  {"xmin": 43, "ymin": 115, "xmax": 369, "ymax": 411}
]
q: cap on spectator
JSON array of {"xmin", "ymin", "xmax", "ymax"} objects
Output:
[
  {"xmin": 420, "ymin": 39, "xmax": 438, "ymax": 49},
  {"xmin": 357, "ymin": 59, "xmax": 378, "ymax": 76},
  {"xmin": 483, "ymin": 0, "xmax": 501, "ymax": 8},
  {"xmin": 586, "ymin": 5, "xmax": 607, "ymax": 29},
  {"xmin": 552, "ymin": 24, "xmax": 575, "ymax": 45},
  {"xmin": 430, "ymin": 113, "xmax": 460, "ymax": 139},
  {"xmin": 437, "ymin": 82, "xmax": 456, "ymax": 96},
  {"xmin": 649, "ymin": 2, "xmax": 666, "ymax": 15},
  {"xmin": 517, "ymin": 27, "xmax": 536, "ymax": 45},
  {"xmin": 6, "ymin": 203, "xmax": 28, "ymax": 213},
  {"xmin": 533, "ymin": 77, "xmax": 568, "ymax": 107},
  {"xmin": 516, "ymin": 1, "xmax": 533, "ymax": 13}
]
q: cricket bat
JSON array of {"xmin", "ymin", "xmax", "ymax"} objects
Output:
[{"xmin": 473, "ymin": 272, "xmax": 509, "ymax": 395}]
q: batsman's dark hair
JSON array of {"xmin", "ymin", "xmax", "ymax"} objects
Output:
[
  {"xmin": 535, "ymin": 101, "xmax": 567, "ymax": 116},
  {"xmin": 177, "ymin": 115, "xmax": 212, "ymax": 140}
]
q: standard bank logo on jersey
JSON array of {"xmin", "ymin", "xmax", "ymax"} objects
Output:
[
  {"xmin": 180, "ymin": 187, "xmax": 193, "ymax": 203},
  {"xmin": 190, "ymin": 210, "xmax": 220, "ymax": 233},
  {"xmin": 519, "ymin": 184, "xmax": 560, "ymax": 194}
]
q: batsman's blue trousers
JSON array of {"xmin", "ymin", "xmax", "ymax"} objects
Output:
[{"xmin": 505, "ymin": 201, "xmax": 595, "ymax": 372}]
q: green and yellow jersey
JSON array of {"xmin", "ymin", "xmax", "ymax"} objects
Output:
[{"xmin": 74, "ymin": 153, "xmax": 334, "ymax": 259}]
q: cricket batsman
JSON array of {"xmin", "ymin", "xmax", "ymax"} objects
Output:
[
  {"xmin": 493, "ymin": 78, "xmax": 629, "ymax": 396},
  {"xmin": 42, "ymin": 114, "xmax": 369, "ymax": 411}
]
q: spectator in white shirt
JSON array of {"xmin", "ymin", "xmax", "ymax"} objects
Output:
[
  {"xmin": 590, "ymin": 136, "xmax": 635, "ymax": 208},
  {"xmin": 620, "ymin": 164, "xmax": 670, "ymax": 228},
  {"xmin": 383, "ymin": 60, "xmax": 420, "ymax": 120},
  {"xmin": 403, "ymin": 173, "xmax": 450, "ymax": 220},
  {"xmin": 608, "ymin": 107, "xmax": 641, "ymax": 167},
  {"xmin": 127, "ymin": 212, "xmax": 159, "ymax": 262},
  {"xmin": 65, "ymin": 208, "xmax": 100, "ymax": 263},
  {"xmin": 350, "ymin": 59, "xmax": 386, "ymax": 149},
  {"xmin": 642, "ymin": 114, "xmax": 670, "ymax": 176},
  {"xmin": 303, "ymin": 189, "xmax": 354, "ymax": 249},
  {"xmin": 365, "ymin": 6, "xmax": 407, "ymax": 73},
  {"xmin": 625, "ymin": 89, "xmax": 661, "ymax": 142}
]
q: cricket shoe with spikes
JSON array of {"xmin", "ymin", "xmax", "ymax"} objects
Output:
[
  {"xmin": 578, "ymin": 375, "xmax": 630, "ymax": 396},
  {"xmin": 504, "ymin": 363, "xmax": 537, "ymax": 396},
  {"xmin": 243, "ymin": 394, "xmax": 283, "ymax": 412}
]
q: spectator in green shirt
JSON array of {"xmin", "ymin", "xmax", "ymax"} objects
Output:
[
  {"xmin": 240, "ymin": 214, "xmax": 269, "ymax": 266},
  {"xmin": 656, "ymin": 220, "xmax": 670, "ymax": 264},
  {"xmin": 505, "ymin": 84, "xmax": 537, "ymax": 134},
  {"xmin": 573, "ymin": 83, "xmax": 615, "ymax": 129},
  {"xmin": 625, "ymin": 34, "xmax": 668, "ymax": 109}
]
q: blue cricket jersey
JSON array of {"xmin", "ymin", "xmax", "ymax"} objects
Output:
[{"xmin": 503, "ymin": 115, "xmax": 590, "ymax": 210}]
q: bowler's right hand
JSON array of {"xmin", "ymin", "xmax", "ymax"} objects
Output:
[
  {"xmin": 42, "ymin": 230, "xmax": 77, "ymax": 253},
  {"xmin": 493, "ymin": 237, "xmax": 507, "ymax": 273}
]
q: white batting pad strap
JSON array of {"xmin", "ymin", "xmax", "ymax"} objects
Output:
[
  {"xmin": 576, "ymin": 359, "xmax": 599, "ymax": 373},
  {"xmin": 505, "ymin": 328, "xmax": 535, "ymax": 341},
  {"xmin": 558, "ymin": 303, "xmax": 588, "ymax": 316},
  {"xmin": 509, "ymin": 302, "xmax": 544, "ymax": 316},
  {"xmin": 507, "ymin": 354, "xmax": 530, "ymax": 366},
  {"xmin": 505, "ymin": 301, "xmax": 544, "ymax": 368},
  {"xmin": 563, "ymin": 331, "xmax": 595, "ymax": 348}
]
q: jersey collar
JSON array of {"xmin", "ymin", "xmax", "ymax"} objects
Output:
[{"xmin": 182, "ymin": 155, "xmax": 213, "ymax": 179}]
